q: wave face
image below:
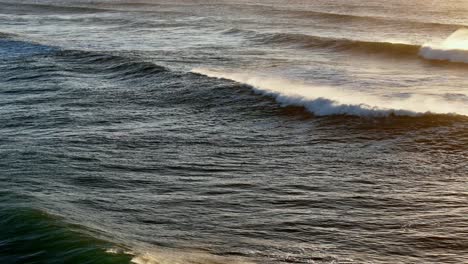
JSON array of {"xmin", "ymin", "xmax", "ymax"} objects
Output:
[
  {"xmin": 230, "ymin": 29, "xmax": 422, "ymax": 56},
  {"xmin": 283, "ymin": 9, "xmax": 465, "ymax": 30},
  {"xmin": 228, "ymin": 28, "xmax": 468, "ymax": 65},
  {"xmin": 0, "ymin": 2, "xmax": 108, "ymax": 15},
  {"xmin": 0, "ymin": 203, "xmax": 133, "ymax": 264},
  {"xmin": 192, "ymin": 68, "xmax": 468, "ymax": 117},
  {"xmin": 0, "ymin": 203, "xmax": 251, "ymax": 264},
  {"xmin": 0, "ymin": 195, "xmax": 247, "ymax": 264}
]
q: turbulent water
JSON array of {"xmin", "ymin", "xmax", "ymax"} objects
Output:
[{"xmin": 1, "ymin": 0, "xmax": 468, "ymax": 263}]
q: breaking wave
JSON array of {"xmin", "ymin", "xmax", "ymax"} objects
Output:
[
  {"xmin": 227, "ymin": 28, "xmax": 468, "ymax": 64},
  {"xmin": 192, "ymin": 68, "xmax": 468, "ymax": 118},
  {"xmin": 420, "ymin": 28, "xmax": 468, "ymax": 63}
]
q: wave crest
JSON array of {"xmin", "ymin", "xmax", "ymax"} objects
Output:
[
  {"xmin": 284, "ymin": 9, "xmax": 465, "ymax": 30},
  {"xmin": 225, "ymin": 29, "xmax": 420, "ymax": 56},
  {"xmin": 55, "ymin": 50, "xmax": 168, "ymax": 78},
  {"xmin": 419, "ymin": 28, "xmax": 468, "ymax": 63},
  {"xmin": 228, "ymin": 28, "xmax": 468, "ymax": 65},
  {"xmin": 130, "ymin": 250, "xmax": 254, "ymax": 264},
  {"xmin": 192, "ymin": 68, "xmax": 468, "ymax": 118}
]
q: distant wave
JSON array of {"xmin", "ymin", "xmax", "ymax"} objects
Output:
[
  {"xmin": 0, "ymin": 36, "xmax": 169, "ymax": 82},
  {"xmin": 281, "ymin": 9, "xmax": 465, "ymax": 30},
  {"xmin": 56, "ymin": 50, "xmax": 168, "ymax": 77},
  {"xmin": 0, "ymin": 31, "xmax": 17, "ymax": 39},
  {"xmin": 0, "ymin": 1, "xmax": 192, "ymax": 15},
  {"xmin": 223, "ymin": 28, "xmax": 420, "ymax": 56},
  {"xmin": 0, "ymin": 32, "xmax": 170, "ymax": 77},
  {"xmin": 192, "ymin": 69, "xmax": 468, "ymax": 118},
  {"xmin": 0, "ymin": 2, "xmax": 112, "ymax": 14},
  {"xmin": 226, "ymin": 28, "xmax": 468, "ymax": 64},
  {"xmin": 253, "ymin": 32, "xmax": 420, "ymax": 55}
]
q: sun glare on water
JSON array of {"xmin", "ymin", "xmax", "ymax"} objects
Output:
[
  {"xmin": 441, "ymin": 28, "xmax": 468, "ymax": 50},
  {"xmin": 419, "ymin": 28, "xmax": 468, "ymax": 63}
]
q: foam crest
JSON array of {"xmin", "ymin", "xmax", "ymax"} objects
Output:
[
  {"xmin": 129, "ymin": 249, "xmax": 255, "ymax": 264},
  {"xmin": 192, "ymin": 68, "xmax": 468, "ymax": 117},
  {"xmin": 420, "ymin": 28, "xmax": 468, "ymax": 63},
  {"xmin": 105, "ymin": 245, "xmax": 255, "ymax": 264}
]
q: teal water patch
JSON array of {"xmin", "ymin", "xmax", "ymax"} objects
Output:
[
  {"xmin": 0, "ymin": 198, "xmax": 133, "ymax": 264},
  {"xmin": 0, "ymin": 38, "xmax": 56, "ymax": 59}
]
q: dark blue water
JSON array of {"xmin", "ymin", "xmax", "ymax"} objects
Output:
[{"xmin": 1, "ymin": 1, "xmax": 467, "ymax": 263}]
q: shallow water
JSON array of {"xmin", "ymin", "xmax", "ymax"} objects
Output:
[{"xmin": 1, "ymin": 1, "xmax": 467, "ymax": 263}]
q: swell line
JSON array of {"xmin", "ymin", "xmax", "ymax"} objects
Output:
[
  {"xmin": 255, "ymin": 32, "xmax": 420, "ymax": 55},
  {"xmin": 0, "ymin": 36, "xmax": 170, "ymax": 88},
  {"xmin": 223, "ymin": 28, "xmax": 421, "ymax": 56},
  {"xmin": 225, "ymin": 28, "xmax": 468, "ymax": 64},
  {"xmin": 0, "ymin": 1, "xmax": 113, "ymax": 14},
  {"xmin": 281, "ymin": 9, "xmax": 467, "ymax": 29}
]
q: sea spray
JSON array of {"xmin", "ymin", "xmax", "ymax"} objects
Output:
[{"xmin": 420, "ymin": 28, "xmax": 468, "ymax": 63}]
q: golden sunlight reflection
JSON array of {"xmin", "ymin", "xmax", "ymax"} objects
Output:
[
  {"xmin": 419, "ymin": 28, "xmax": 468, "ymax": 63},
  {"xmin": 441, "ymin": 28, "xmax": 468, "ymax": 50}
]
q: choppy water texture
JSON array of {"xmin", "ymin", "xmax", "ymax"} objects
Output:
[{"xmin": 1, "ymin": 1, "xmax": 467, "ymax": 263}]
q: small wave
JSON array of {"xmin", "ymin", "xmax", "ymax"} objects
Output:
[
  {"xmin": 0, "ymin": 37, "xmax": 57, "ymax": 59},
  {"xmin": 0, "ymin": 36, "xmax": 169, "ymax": 82},
  {"xmin": 54, "ymin": 50, "xmax": 169, "ymax": 81},
  {"xmin": 229, "ymin": 29, "xmax": 421, "ymax": 56},
  {"xmin": 283, "ymin": 9, "xmax": 466, "ymax": 30},
  {"xmin": 0, "ymin": 30, "xmax": 18, "ymax": 40},
  {"xmin": 192, "ymin": 69, "xmax": 468, "ymax": 118},
  {"xmin": 222, "ymin": 27, "xmax": 256, "ymax": 36},
  {"xmin": 419, "ymin": 28, "xmax": 468, "ymax": 63},
  {"xmin": 0, "ymin": 2, "xmax": 110, "ymax": 14},
  {"xmin": 230, "ymin": 28, "xmax": 468, "ymax": 65}
]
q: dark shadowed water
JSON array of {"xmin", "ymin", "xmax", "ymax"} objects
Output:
[{"xmin": 1, "ymin": 1, "xmax": 467, "ymax": 263}]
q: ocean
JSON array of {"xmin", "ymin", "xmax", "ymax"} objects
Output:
[{"xmin": 0, "ymin": 0, "xmax": 467, "ymax": 263}]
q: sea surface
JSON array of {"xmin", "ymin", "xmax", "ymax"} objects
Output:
[{"xmin": 1, "ymin": 1, "xmax": 467, "ymax": 263}]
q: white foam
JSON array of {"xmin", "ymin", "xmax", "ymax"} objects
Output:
[
  {"xmin": 130, "ymin": 250, "xmax": 255, "ymax": 264},
  {"xmin": 105, "ymin": 248, "xmax": 121, "ymax": 254},
  {"xmin": 192, "ymin": 68, "xmax": 468, "ymax": 117},
  {"xmin": 420, "ymin": 28, "xmax": 468, "ymax": 63}
]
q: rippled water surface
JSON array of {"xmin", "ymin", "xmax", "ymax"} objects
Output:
[{"xmin": 1, "ymin": 1, "xmax": 467, "ymax": 263}]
